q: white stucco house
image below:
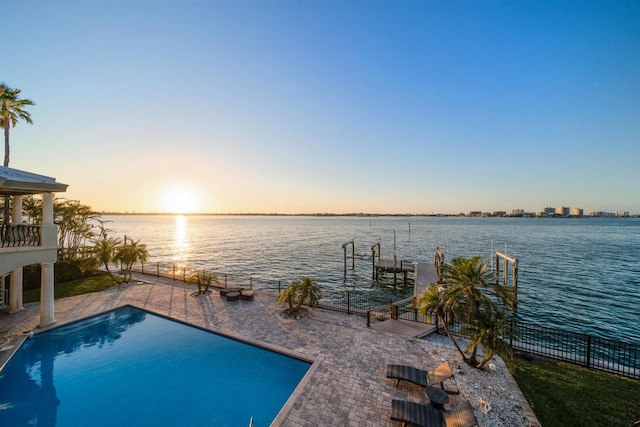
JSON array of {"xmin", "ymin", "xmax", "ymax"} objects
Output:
[{"xmin": 0, "ymin": 166, "xmax": 67, "ymax": 327}]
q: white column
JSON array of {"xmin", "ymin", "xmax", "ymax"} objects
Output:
[
  {"xmin": 42, "ymin": 192, "xmax": 53, "ymax": 225},
  {"xmin": 40, "ymin": 193, "xmax": 56, "ymax": 326},
  {"xmin": 9, "ymin": 269, "xmax": 23, "ymax": 313},
  {"xmin": 9, "ymin": 195, "xmax": 24, "ymax": 312},
  {"xmin": 39, "ymin": 262, "xmax": 56, "ymax": 328},
  {"xmin": 11, "ymin": 195, "xmax": 22, "ymax": 223}
]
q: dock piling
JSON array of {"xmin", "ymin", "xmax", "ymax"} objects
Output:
[{"xmin": 342, "ymin": 240, "xmax": 355, "ymax": 277}]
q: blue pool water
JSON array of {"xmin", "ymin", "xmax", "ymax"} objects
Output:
[{"xmin": 0, "ymin": 306, "xmax": 311, "ymax": 426}]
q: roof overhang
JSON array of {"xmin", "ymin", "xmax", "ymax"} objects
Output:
[{"xmin": 0, "ymin": 166, "xmax": 68, "ymax": 195}]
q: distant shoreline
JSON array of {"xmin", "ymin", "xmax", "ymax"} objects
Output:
[{"xmin": 100, "ymin": 212, "xmax": 639, "ymax": 218}]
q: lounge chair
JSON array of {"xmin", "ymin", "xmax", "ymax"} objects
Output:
[
  {"xmin": 386, "ymin": 361, "xmax": 454, "ymax": 390},
  {"xmin": 390, "ymin": 399, "xmax": 477, "ymax": 427}
]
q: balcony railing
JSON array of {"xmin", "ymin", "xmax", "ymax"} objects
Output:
[{"xmin": 0, "ymin": 224, "xmax": 41, "ymax": 247}]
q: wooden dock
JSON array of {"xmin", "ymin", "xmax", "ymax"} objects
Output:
[
  {"xmin": 414, "ymin": 262, "xmax": 439, "ymax": 297},
  {"xmin": 366, "ymin": 261, "xmax": 440, "ymax": 338},
  {"xmin": 373, "ymin": 258, "xmax": 415, "ymax": 284},
  {"xmin": 370, "ymin": 261, "xmax": 438, "ymax": 291},
  {"xmin": 374, "ymin": 258, "xmax": 415, "ymax": 273}
]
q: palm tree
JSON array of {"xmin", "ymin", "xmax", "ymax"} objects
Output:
[
  {"xmin": 278, "ymin": 283, "xmax": 298, "ymax": 313},
  {"xmin": 93, "ymin": 236, "xmax": 123, "ymax": 285},
  {"xmin": 54, "ymin": 198, "xmax": 100, "ymax": 258},
  {"xmin": 0, "ymin": 83, "xmax": 35, "ymax": 167},
  {"xmin": 418, "ymin": 254, "xmax": 517, "ymax": 371},
  {"xmin": 116, "ymin": 238, "xmax": 149, "ymax": 283},
  {"xmin": 1, "ymin": 83, "xmax": 35, "ymax": 224},
  {"xmin": 277, "ymin": 276, "xmax": 321, "ymax": 316},
  {"xmin": 188, "ymin": 271, "xmax": 218, "ymax": 294}
]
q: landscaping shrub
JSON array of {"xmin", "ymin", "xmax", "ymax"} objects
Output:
[
  {"xmin": 55, "ymin": 259, "xmax": 84, "ymax": 283},
  {"xmin": 22, "ymin": 259, "xmax": 85, "ymax": 290},
  {"xmin": 22, "ymin": 264, "xmax": 40, "ymax": 290}
]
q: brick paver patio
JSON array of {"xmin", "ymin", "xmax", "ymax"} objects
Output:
[{"xmin": 1, "ymin": 274, "xmax": 534, "ymax": 426}]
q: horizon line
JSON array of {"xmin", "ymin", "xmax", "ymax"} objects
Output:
[{"xmin": 98, "ymin": 211, "xmax": 639, "ymax": 217}]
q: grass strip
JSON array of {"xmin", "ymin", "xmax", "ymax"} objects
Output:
[
  {"xmin": 515, "ymin": 356, "xmax": 640, "ymax": 427},
  {"xmin": 23, "ymin": 275, "xmax": 119, "ymax": 303}
]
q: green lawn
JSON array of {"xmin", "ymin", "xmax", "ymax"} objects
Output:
[
  {"xmin": 23, "ymin": 275, "xmax": 119, "ymax": 303},
  {"xmin": 515, "ymin": 356, "xmax": 640, "ymax": 427}
]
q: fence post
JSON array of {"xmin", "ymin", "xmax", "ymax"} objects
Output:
[
  {"xmin": 172, "ymin": 265, "xmax": 176, "ymax": 281},
  {"xmin": 250, "ymin": 277, "xmax": 253, "ymax": 289},
  {"xmin": 347, "ymin": 291, "xmax": 351, "ymax": 315},
  {"xmin": 586, "ymin": 335, "xmax": 592, "ymax": 369},
  {"xmin": 278, "ymin": 281, "xmax": 281, "ymax": 293},
  {"xmin": 141, "ymin": 261, "xmax": 144, "ymax": 274},
  {"xmin": 224, "ymin": 273, "xmax": 227, "ymax": 288},
  {"xmin": 343, "ymin": 243, "xmax": 347, "ymax": 277}
]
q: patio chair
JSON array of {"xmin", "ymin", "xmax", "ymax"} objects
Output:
[
  {"xmin": 386, "ymin": 361, "xmax": 454, "ymax": 390},
  {"xmin": 390, "ymin": 399, "xmax": 477, "ymax": 427}
]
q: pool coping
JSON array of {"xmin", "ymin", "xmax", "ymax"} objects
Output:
[{"xmin": 0, "ymin": 334, "xmax": 28, "ymax": 373}]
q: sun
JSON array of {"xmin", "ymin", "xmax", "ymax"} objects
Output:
[{"xmin": 160, "ymin": 185, "xmax": 202, "ymax": 214}]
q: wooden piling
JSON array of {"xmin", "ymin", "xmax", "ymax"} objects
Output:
[
  {"xmin": 496, "ymin": 251, "xmax": 519, "ymax": 308},
  {"xmin": 342, "ymin": 240, "xmax": 355, "ymax": 277}
]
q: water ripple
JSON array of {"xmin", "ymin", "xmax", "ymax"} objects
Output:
[{"xmin": 106, "ymin": 215, "xmax": 640, "ymax": 344}]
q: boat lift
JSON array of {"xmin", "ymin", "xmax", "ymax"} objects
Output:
[
  {"xmin": 342, "ymin": 240, "xmax": 382, "ymax": 277},
  {"xmin": 495, "ymin": 250, "xmax": 519, "ymax": 308}
]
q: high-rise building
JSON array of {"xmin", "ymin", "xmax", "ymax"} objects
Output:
[
  {"xmin": 542, "ymin": 207, "xmax": 555, "ymax": 216},
  {"xmin": 571, "ymin": 208, "xmax": 583, "ymax": 217}
]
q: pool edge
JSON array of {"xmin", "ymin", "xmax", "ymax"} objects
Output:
[{"xmin": 0, "ymin": 335, "xmax": 28, "ymax": 373}]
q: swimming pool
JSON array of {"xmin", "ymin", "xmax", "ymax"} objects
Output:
[{"xmin": 0, "ymin": 306, "xmax": 312, "ymax": 426}]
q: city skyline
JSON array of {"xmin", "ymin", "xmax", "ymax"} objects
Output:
[
  {"xmin": 2, "ymin": 1, "xmax": 639, "ymax": 214},
  {"xmin": 95, "ymin": 202, "xmax": 635, "ymax": 217}
]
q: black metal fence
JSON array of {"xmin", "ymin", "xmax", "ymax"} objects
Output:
[
  {"xmin": 437, "ymin": 312, "xmax": 640, "ymax": 380},
  {"xmin": 508, "ymin": 321, "xmax": 639, "ymax": 379},
  {"xmin": 131, "ymin": 261, "xmax": 394, "ymax": 315},
  {"xmin": 317, "ymin": 288, "xmax": 393, "ymax": 315},
  {"xmin": 132, "ymin": 261, "xmax": 639, "ymax": 380}
]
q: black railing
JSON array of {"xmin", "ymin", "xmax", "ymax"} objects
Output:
[
  {"xmin": 0, "ymin": 224, "xmax": 41, "ymax": 247},
  {"xmin": 132, "ymin": 263, "xmax": 284, "ymax": 291},
  {"xmin": 444, "ymin": 316, "xmax": 640, "ymax": 380},
  {"xmin": 132, "ymin": 262, "xmax": 393, "ymax": 315},
  {"xmin": 318, "ymin": 288, "xmax": 393, "ymax": 315},
  {"xmin": 394, "ymin": 304, "xmax": 437, "ymax": 324},
  {"xmin": 130, "ymin": 260, "xmax": 639, "ymax": 380}
]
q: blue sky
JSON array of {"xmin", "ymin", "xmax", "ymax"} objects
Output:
[{"xmin": 2, "ymin": 0, "xmax": 639, "ymax": 214}]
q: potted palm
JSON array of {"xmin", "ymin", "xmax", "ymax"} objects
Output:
[
  {"xmin": 189, "ymin": 271, "xmax": 218, "ymax": 295},
  {"xmin": 277, "ymin": 276, "xmax": 321, "ymax": 319}
]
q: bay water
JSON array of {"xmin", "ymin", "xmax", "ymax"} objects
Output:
[{"xmin": 104, "ymin": 215, "xmax": 640, "ymax": 344}]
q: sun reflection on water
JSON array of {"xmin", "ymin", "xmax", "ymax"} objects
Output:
[{"xmin": 173, "ymin": 215, "xmax": 190, "ymax": 264}]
